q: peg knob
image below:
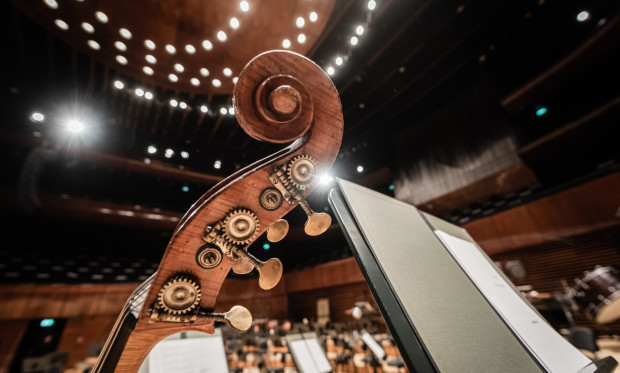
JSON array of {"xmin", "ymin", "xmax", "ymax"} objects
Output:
[
  {"xmin": 230, "ymin": 247, "xmax": 283, "ymax": 290},
  {"xmin": 198, "ymin": 305, "xmax": 253, "ymax": 333},
  {"xmin": 298, "ymin": 200, "xmax": 331, "ymax": 236},
  {"xmin": 267, "ymin": 219, "xmax": 289, "ymax": 242}
]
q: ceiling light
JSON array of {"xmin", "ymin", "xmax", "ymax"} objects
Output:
[
  {"xmin": 191, "ymin": 78, "xmax": 200, "ymax": 86},
  {"xmin": 217, "ymin": 31, "xmax": 227, "ymax": 42},
  {"xmin": 223, "ymin": 68, "xmax": 232, "ymax": 77},
  {"xmin": 335, "ymin": 56, "xmax": 343, "ymax": 65},
  {"xmin": 202, "ymin": 40, "xmax": 213, "ymax": 51},
  {"xmin": 144, "ymin": 92, "xmax": 153, "ymax": 100},
  {"xmin": 282, "ymin": 39, "xmax": 291, "ymax": 48},
  {"xmin": 135, "ymin": 88, "xmax": 144, "ymax": 96},
  {"xmin": 87, "ymin": 40, "xmax": 100, "ymax": 50},
  {"xmin": 55, "ymin": 19, "xmax": 69, "ymax": 30},
  {"xmin": 233, "ymin": 77, "xmax": 238, "ymax": 84},
  {"xmin": 356, "ymin": 25, "xmax": 365, "ymax": 35},
  {"xmin": 181, "ymin": 185, "xmax": 189, "ymax": 192},
  {"xmin": 174, "ymin": 63, "xmax": 184, "ymax": 73},
  {"xmin": 147, "ymin": 146, "xmax": 157, "ymax": 154},
  {"xmin": 327, "ymin": 66, "xmax": 335, "ymax": 75},
  {"xmin": 31, "ymin": 112, "xmax": 45, "ymax": 122},
  {"xmin": 115, "ymin": 41, "xmax": 127, "ymax": 51},
  {"xmin": 95, "ymin": 11, "xmax": 108, "ymax": 23},
  {"xmin": 67, "ymin": 119, "xmax": 85, "ymax": 133},
  {"xmin": 200, "ymin": 105, "xmax": 208, "ymax": 113},
  {"xmin": 368, "ymin": 0, "xmax": 377, "ymax": 10},
  {"xmin": 212, "ymin": 79, "xmax": 222, "ymax": 87},
  {"xmin": 179, "ymin": 102, "xmax": 188, "ymax": 109},
  {"xmin": 214, "ymin": 160, "xmax": 222, "ymax": 169},
  {"xmin": 350, "ymin": 36, "xmax": 359, "ymax": 46},
  {"xmin": 296, "ymin": 17, "xmax": 305, "ymax": 28},
  {"xmin": 181, "ymin": 151, "xmax": 189, "ymax": 159},
  {"xmin": 44, "ymin": 0, "xmax": 59, "ymax": 10},
  {"xmin": 230, "ymin": 17, "xmax": 240, "ymax": 29},
  {"xmin": 165, "ymin": 44, "xmax": 176, "ymax": 54},
  {"xmin": 116, "ymin": 55, "xmax": 128, "ymax": 65},
  {"xmin": 319, "ymin": 174, "xmax": 333, "ymax": 184},
  {"xmin": 185, "ymin": 44, "xmax": 196, "ymax": 54},
  {"xmin": 577, "ymin": 11, "xmax": 589, "ymax": 22},
  {"xmin": 164, "ymin": 149, "xmax": 174, "ymax": 158},
  {"xmin": 145, "ymin": 54, "xmax": 156, "ymax": 64},
  {"xmin": 81, "ymin": 22, "xmax": 95, "ymax": 33},
  {"xmin": 357, "ymin": 165, "xmax": 364, "ymax": 173},
  {"xmin": 535, "ymin": 106, "xmax": 548, "ymax": 116},
  {"xmin": 168, "ymin": 74, "xmax": 178, "ymax": 82},
  {"xmin": 309, "ymin": 12, "xmax": 318, "ymax": 22},
  {"xmin": 114, "ymin": 80, "xmax": 124, "ymax": 89},
  {"xmin": 219, "ymin": 107, "xmax": 227, "ymax": 115},
  {"xmin": 228, "ymin": 107, "xmax": 235, "ymax": 115},
  {"xmin": 119, "ymin": 28, "xmax": 132, "ymax": 39},
  {"xmin": 170, "ymin": 99, "xmax": 178, "ymax": 107},
  {"xmin": 297, "ymin": 34, "xmax": 306, "ymax": 43},
  {"xmin": 200, "ymin": 68, "xmax": 210, "ymax": 77},
  {"xmin": 143, "ymin": 66, "xmax": 153, "ymax": 75},
  {"xmin": 144, "ymin": 39, "xmax": 156, "ymax": 50},
  {"xmin": 240, "ymin": 1, "xmax": 250, "ymax": 12}
]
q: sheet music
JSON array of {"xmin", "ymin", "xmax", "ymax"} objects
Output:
[
  {"xmin": 148, "ymin": 335, "xmax": 228, "ymax": 373},
  {"xmin": 289, "ymin": 337, "xmax": 331, "ymax": 373},
  {"xmin": 435, "ymin": 230, "xmax": 594, "ymax": 373},
  {"xmin": 361, "ymin": 332, "xmax": 386, "ymax": 360},
  {"xmin": 305, "ymin": 338, "xmax": 332, "ymax": 372}
]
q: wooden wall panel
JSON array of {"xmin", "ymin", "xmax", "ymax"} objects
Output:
[
  {"xmin": 56, "ymin": 315, "xmax": 117, "ymax": 368},
  {"xmin": 491, "ymin": 225, "xmax": 620, "ymax": 334},
  {"xmin": 0, "ymin": 320, "xmax": 27, "ymax": 373},
  {"xmin": 465, "ymin": 171, "xmax": 620, "ymax": 254}
]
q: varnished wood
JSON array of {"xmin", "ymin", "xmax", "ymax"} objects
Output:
[{"xmin": 96, "ymin": 50, "xmax": 343, "ymax": 372}]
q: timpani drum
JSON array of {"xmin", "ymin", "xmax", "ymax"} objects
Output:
[{"xmin": 571, "ymin": 266, "xmax": 620, "ymax": 324}]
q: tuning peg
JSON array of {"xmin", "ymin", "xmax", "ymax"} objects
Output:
[
  {"xmin": 298, "ymin": 199, "xmax": 331, "ymax": 236},
  {"xmin": 230, "ymin": 247, "xmax": 283, "ymax": 290},
  {"xmin": 267, "ymin": 219, "xmax": 289, "ymax": 242},
  {"xmin": 198, "ymin": 305, "xmax": 253, "ymax": 333}
]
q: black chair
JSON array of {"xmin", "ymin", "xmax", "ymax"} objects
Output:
[
  {"xmin": 387, "ymin": 357, "xmax": 406, "ymax": 372},
  {"xmin": 568, "ymin": 327, "xmax": 599, "ymax": 358}
]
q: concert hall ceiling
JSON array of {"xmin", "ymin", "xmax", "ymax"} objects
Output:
[{"xmin": 1, "ymin": 0, "xmax": 618, "ymax": 283}]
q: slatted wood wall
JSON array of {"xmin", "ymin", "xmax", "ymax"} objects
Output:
[{"xmin": 490, "ymin": 225, "xmax": 620, "ymax": 334}]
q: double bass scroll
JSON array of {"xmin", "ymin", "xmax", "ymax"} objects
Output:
[{"xmin": 92, "ymin": 50, "xmax": 344, "ymax": 373}]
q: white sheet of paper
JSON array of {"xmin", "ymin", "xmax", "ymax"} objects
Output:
[
  {"xmin": 362, "ymin": 331, "xmax": 386, "ymax": 360},
  {"xmin": 435, "ymin": 230, "xmax": 594, "ymax": 373},
  {"xmin": 289, "ymin": 339, "xmax": 320, "ymax": 373},
  {"xmin": 148, "ymin": 336, "xmax": 228, "ymax": 373},
  {"xmin": 305, "ymin": 338, "xmax": 332, "ymax": 372}
]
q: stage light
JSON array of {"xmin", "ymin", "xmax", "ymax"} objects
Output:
[
  {"xmin": 223, "ymin": 68, "xmax": 232, "ymax": 77},
  {"xmin": 114, "ymin": 80, "xmax": 124, "ymax": 89},
  {"xmin": 185, "ymin": 44, "xmax": 196, "ymax": 54},
  {"xmin": 165, "ymin": 44, "xmax": 176, "ymax": 54},
  {"xmin": 320, "ymin": 174, "xmax": 334, "ymax": 185},
  {"xmin": 87, "ymin": 40, "xmax": 100, "ymax": 50},
  {"xmin": 168, "ymin": 74, "xmax": 178, "ymax": 82},
  {"xmin": 309, "ymin": 12, "xmax": 318, "ymax": 22},
  {"xmin": 144, "ymin": 40, "xmax": 156, "ymax": 50},
  {"xmin": 200, "ymin": 105, "xmax": 208, "ymax": 113},
  {"xmin": 228, "ymin": 107, "xmax": 235, "ymax": 115},
  {"xmin": 181, "ymin": 151, "xmax": 189, "ymax": 159},
  {"xmin": 297, "ymin": 34, "xmax": 306, "ymax": 43},
  {"xmin": 357, "ymin": 165, "xmax": 364, "ymax": 173},
  {"xmin": 220, "ymin": 107, "xmax": 228, "ymax": 115},
  {"xmin": 135, "ymin": 88, "xmax": 144, "ymax": 97},
  {"xmin": 40, "ymin": 319, "xmax": 55, "ymax": 328},
  {"xmin": 202, "ymin": 40, "xmax": 213, "ymax": 51},
  {"xmin": 212, "ymin": 79, "xmax": 222, "ymax": 87},
  {"xmin": 282, "ymin": 39, "xmax": 291, "ymax": 49},
  {"xmin": 191, "ymin": 78, "xmax": 200, "ymax": 86},
  {"xmin": 230, "ymin": 18, "xmax": 240, "ymax": 29},
  {"xmin": 335, "ymin": 56, "xmax": 343, "ymax": 66},
  {"xmin": 356, "ymin": 25, "xmax": 365, "ymax": 35},
  {"xmin": 217, "ymin": 31, "xmax": 227, "ymax": 42},
  {"xmin": 174, "ymin": 63, "xmax": 184, "ymax": 73},
  {"xmin": 535, "ymin": 106, "xmax": 548, "ymax": 116},
  {"xmin": 350, "ymin": 36, "xmax": 359, "ymax": 46},
  {"xmin": 31, "ymin": 112, "xmax": 45, "ymax": 122},
  {"xmin": 214, "ymin": 160, "xmax": 222, "ymax": 169},
  {"xmin": 368, "ymin": 0, "xmax": 377, "ymax": 11},
  {"xmin": 116, "ymin": 55, "xmax": 128, "ymax": 65},
  {"xmin": 296, "ymin": 17, "xmax": 305, "ymax": 28},
  {"xmin": 327, "ymin": 66, "xmax": 335, "ymax": 75},
  {"xmin": 55, "ymin": 19, "xmax": 69, "ymax": 31},
  {"xmin": 144, "ymin": 92, "xmax": 153, "ymax": 100},
  {"xmin": 179, "ymin": 102, "xmax": 187, "ymax": 109},
  {"xmin": 95, "ymin": 11, "xmax": 108, "ymax": 23},
  {"xmin": 145, "ymin": 55, "xmax": 156, "ymax": 64},
  {"xmin": 147, "ymin": 145, "xmax": 157, "ymax": 154},
  {"xmin": 115, "ymin": 41, "xmax": 127, "ymax": 51},
  {"xmin": 44, "ymin": 0, "xmax": 58, "ymax": 10},
  {"xmin": 119, "ymin": 28, "xmax": 132, "ymax": 39},
  {"xmin": 577, "ymin": 11, "xmax": 589, "ymax": 22},
  {"xmin": 200, "ymin": 68, "xmax": 210, "ymax": 77},
  {"xmin": 170, "ymin": 99, "xmax": 178, "ymax": 107},
  {"xmin": 233, "ymin": 77, "xmax": 238, "ymax": 84},
  {"xmin": 67, "ymin": 119, "xmax": 84, "ymax": 133},
  {"xmin": 142, "ymin": 66, "xmax": 153, "ymax": 75},
  {"xmin": 240, "ymin": 1, "xmax": 250, "ymax": 12},
  {"xmin": 165, "ymin": 148, "xmax": 174, "ymax": 158},
  {"xmin": 81, "ymin": 22, "xmax": 95, "ymax": 34}
]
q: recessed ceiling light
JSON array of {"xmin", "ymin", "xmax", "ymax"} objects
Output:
[
  {"xmin": 350, "ymin": 36, "xmax": 359, "ymax": 46},
  {"xmin": 55, "ymin": 19, "xmax": 69, "ymax": 30},
  {"xmin": 296, "ymin": 17, "xmax": 305, "ymax": 28},
  {"xmin": 114, "ymin": 80, "xmax": 124, "ymax": 89},
  {"xmin": 230, "ymin": 17, "xmax": 240, "ymax": 29},
  {"xmin": 219, "ymin": 107, "xmax": 227, "ymax": 115},
  {"xmin": 335, "ymin": 56, "xmax": 343, "ymax": 65},
  {"xmin": 179, "ymin": 102, "xmax": 188, "ymax": 109},
  {"xmin": 143, "ymin": 66, "xmax": 154, "ymax": 75},
  {"xmin": 356, "ymin": 25, "xmax": 364, "ymax": 35},
  {"xmin": 181, "ymin": 151, "xmax": 190, "ymax": 159},
  {"xmin": 214, "ymin": 160, "xmax": 222, "ymax": 169},
  {"xmin": 200, "ymin": 105, "xmax": 208, "ymax": 113},
  {"xmin": 95, "ymin": 11, "xmax": 108, "ymax": 23},
  {"xmin": 44, "ymin": 0, "xmax": 58, "ymax": 10},
  {"xmin": 145, "ymin": 92, "xmax": 153, "ymax": 100},
  {"xmin": 240, "ymin": 1, "xmax": 250, "ymax": 12},
  {"xmin": 145, "ymin": 54, "xmax": 157, "ymax": 64},
  {"xmin": 135, "ymin": 88, "xmax": 145, "ymax": 97},
  {"xmin": 81, "ymin": 22, "xmax": 95, "ymax": 33},
  {"xmin": 115, "ymin": 41, "xmax": 127, "ymax": 51},
  {"xmin": 577, "ymin": 11, "xmax": 589, "ymax": 22},
  {"xmin": 228, "ymin": 107, "xmax": 235, "ymax": 115},
  {"xmin": 309, "ymin": 12, "xmax": 318, "ymax": 22},
  {"xmin": 168, "ymin": 74, "xmax": 178, "ymax": 82},
  {"xmin": 144, "ymin": 39, "xmax": 156, "ymax": 50},
  {"xmin": 217, "ymin": 31, "xmax": 227, "ymax": 42},
  {"xmin": 327, "ymin": 66, "xmax": 335, "ymax": 75},
  {"xmin": 202, "ymin": 40, "xmax": 213, "ymax": 51},
  {"xmin": 185, "ymin": 44, "xmax": 196, "ymax": 54},
  {"xmin": 367, "ymin": 0, "xmax": 376, "ymax": 11},
  {"xmin": 119, "ymin": 28, "xmax": 132, "ymax": 39},
  {"xmin": 165, "ymin": 44, "xmax": 176, "ymax": 54},
  {"xmin": 297, "ymin": 34, "xmax": 306, "ymax": 43},
  {"xmin": 67, "ymin": 119, "xmax": 85, "ymax": 133},
  {"xmin": 233, "ymin": 77, "xmax": 238, "ymax": 84},
  {"xmin": 87, "ymin": 40, "xmax": 100, "ymax": 50},
  {"xmin": 147, "ymin": 145, "xmax": 157, "ymax": 154},
  {"xmin": 200, "ymin": 68, "xmax": 210, "ymax": 77},
  {"xmin": 212, "ymin": 79, "xmax": 222, "ymax": 87},
  {"xmin": 31, "ymin": 112, "xmax": 45, "ymax": 122},
  {"xmin": 165, "ymin": 149, "xmax": 174, "ymax": 158},
  {"xmin": 174, "ymin": 63, "xmax": 184, "ymax": 73},
  {"xmin": 282, "ymin": 39, "xmax": 291, "ymax": 48},
  {"xmin": 191, "ymin": 78, "xmax": 200, "ymax": 86},
  {"xmin": 357, "ymin": 165, "xmax": 364, "ymax": 173},
  {"xmin": 223, "ymin": 68, "xmax": 232, "ymax": 77},
  {"xmin": 170, "ymin": 99, "xmax": 178, "ymax": 107},
  {"xmin": 116, "ymin": 55, "xmax": 128, "ymax": 65}
]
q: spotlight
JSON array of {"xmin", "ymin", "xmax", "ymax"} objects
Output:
[
  {"xmin": 147, "ymin": 145, "xmax": 157, "ymax": 154},
  {"xmin": 214, "ymin": 160, "xmax": 222, "ymax": 169},
  {"xmin": 577, "ymin": 11, "xmax": 589, "ymax": 22},
  {"xmin": 67, "ymin": 119, "xmax": 84, "ymax": 133},
  {"xmin": 356, "ymin": 165, "xmax": 364, "ymax": 173},
  {"xmin": 165, "ymin": 148, "xmax": 174, "ymax": 158},
  {"xmin": 31, "ymin": 112, "xmax": 45, "ymax": 122}
]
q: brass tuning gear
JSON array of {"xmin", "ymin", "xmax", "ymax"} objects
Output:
[
  {"xmin": 197, "ymin": 305, "xmax": 253, "ymax": 333},
  {"xmin": 230, "ymin": 246, "xmax": 283, "ymax": 290},
  {"xmin": 298, "ymin": 199, "xmax": 332, "ymax": 236}
]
